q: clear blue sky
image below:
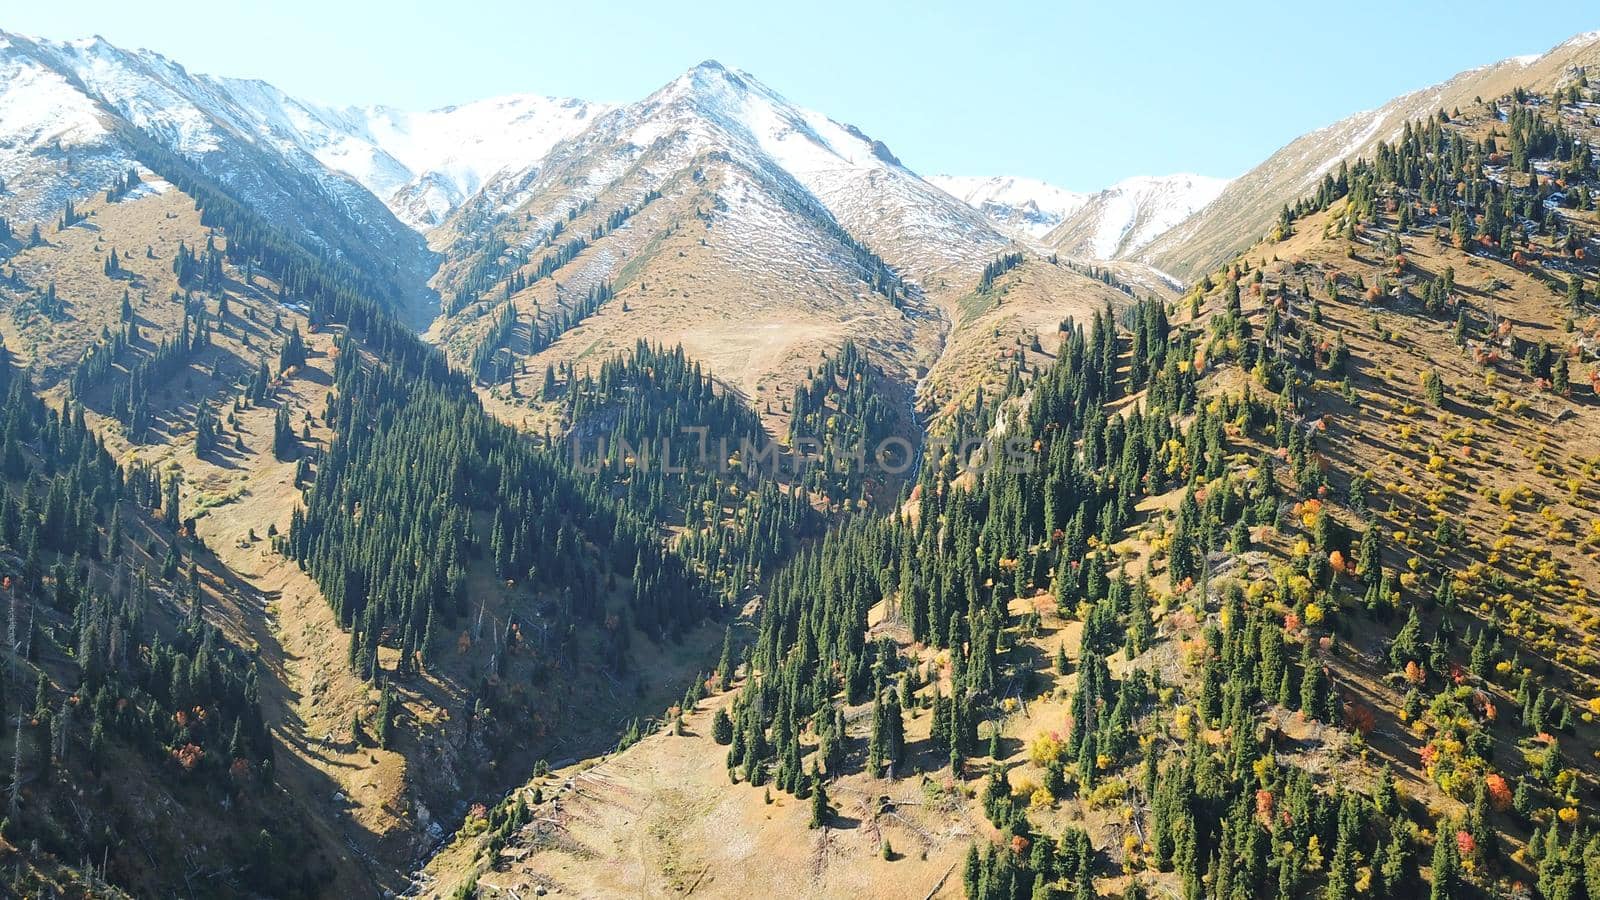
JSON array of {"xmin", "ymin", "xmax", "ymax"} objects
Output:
[{"xmin": 7, "ymin": 1, "xmax": 1592, "ymax": 191}]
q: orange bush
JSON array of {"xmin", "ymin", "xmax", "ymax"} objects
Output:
[
  {"xmin": 1344, "ymin": 702, "xmax": 1376, "ymax": 736},
  {"xmin": 172, "ymin": 743, "xmax": 205, "ymax": 772},
  {"xmin": 1486, "ymin": 774, "xmax": 1512, "ymax": 811},
  {"xmin": 1255, "ymin": 789, "xmax": 1275, "ymax": 825}
]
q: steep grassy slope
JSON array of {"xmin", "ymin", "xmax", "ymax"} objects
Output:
[
  {"xmin": 0, "ymin": 161, "xmax": 400, "ymax": 897},
  {"xmin": 1144, "ymin": 31, "xmax": 1600, "ymax": 281},
  {"xmin": 426, "ymin": 149, "xmax": 943, "ymax": 442},
  {"xmin": 919, "ymin": 255, "xmax": 1172, "ymax": 425}
]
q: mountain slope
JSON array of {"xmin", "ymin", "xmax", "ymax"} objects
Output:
[
  {"xmin": 1144, "ymin": 30, "xmax": 1600, "ymax": 280},
  {"xmin": 0, "ymin": 106, "xmax": 745, "ymax": 896},
  {"xmin": 0, "ymin": 156, "xmax": 382, "ymax": 897},
  {"xmin": 422, "ymin": 61, "xmax": 1069, "ymax": 440}
]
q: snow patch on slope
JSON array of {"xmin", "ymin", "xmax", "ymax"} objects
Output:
[
  {"xmin": 0, "ymin": 36, "xmax": 132, "ymax": 222},
  {"xmin": 0, "ymin": 42, "xmax": 108, "ymax": 148},
  {"xmin": 44, "ymin": 37, "xmax": 224, "ymax": 154}
]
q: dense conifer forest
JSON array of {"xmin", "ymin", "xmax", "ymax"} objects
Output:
[{"xmin": 0, "ymin": 335, "xmax": 327, "ymax": 895}]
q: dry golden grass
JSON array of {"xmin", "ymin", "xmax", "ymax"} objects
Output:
[
  {"xmin": 431, "ymin": 159, "xmax": 941, "ymax": 441},
  {"xmin": 918, "ymin": 256, "xmax": 1141, "ymax": 426}
]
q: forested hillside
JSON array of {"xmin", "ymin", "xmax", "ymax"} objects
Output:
[
  {"xmin": 423, "ymin": 77, "xmax": 1600, "ymax": 900},
  {"xmin": 0, "ymin": 99, "xmax": 756, "ymax": 895},
  {"xmin": 0, "ymin": 293, "xmax": 334, "ymax": 894}
]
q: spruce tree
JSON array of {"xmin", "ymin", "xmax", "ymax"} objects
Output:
[{"xmin": 808, "ymin": 766, "xmax": 828, "ymax": 828}]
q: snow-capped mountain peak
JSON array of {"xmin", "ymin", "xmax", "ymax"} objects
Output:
[
  {"xmin": 1043, "ymin": 172, "xmax": 1230, "ymax": 260},
  {"xmin": 625, "ymin": 59, "xmax": 907, "ymax": 178},
  {"xmin": 933, "ymin": 170, "xmax": 1229, "ymax": 260},
  {"xmin": 210, "ymin": 79, "xmax": 612, "ymax": 229},
  {"xmin": 927, "ymin": 175, "xmax": 1091, "ymax": 239},
  {"xmin": 456, "ymin": 59, "xmax": 1011, "ymax": 284}
]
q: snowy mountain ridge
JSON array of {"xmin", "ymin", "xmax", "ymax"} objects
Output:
[
  {"xmin": 0, "ymin": 28, "xmax": 1199, "ymax": 300},
  {"xmin": 1043, "ymin": 172, "xmax": 1231, "ymax": 260},
  {"xmin": 928, "ymin": 172, "xmax": 1231, "ymax": 260},
  {"xmin": 0, "ymin": 31, "xmax": 438, "ymax": 315},
  {"xmin": 926, "ymin": 175, "xmax": 1090, "ymax": 239},
  {"xmin": 210, "ymin": 80, "xmax": 613, "ymax": 229},
  {"xmin": 449, "ymin": 60, "xmax": 1014, "ymax": 284}
]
